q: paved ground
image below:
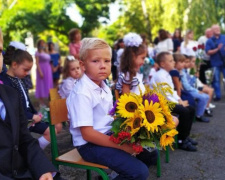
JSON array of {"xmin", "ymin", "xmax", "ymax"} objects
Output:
[{"xmin": 31, "ymin": 93, "xmax": 225, "ymax": 180}]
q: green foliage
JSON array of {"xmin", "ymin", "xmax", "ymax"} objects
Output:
[
  {"xmin": 111, "ymin": 117, "xmax": 125, "ymax": 135},
  {"xmin": 2, "ymin": 0, "xmax": 225, "ymax": 52},
  {"xmin": 0, "ymin": 0, "xmax": 114, "ymax": 53},
  {"xmin": 98, "ymin": 0, "xmax": 225, "ymax": 44}
]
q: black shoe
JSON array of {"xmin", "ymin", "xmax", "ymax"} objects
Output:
[
  {"xmin": 187, "ymin": 137, "xmax": 198, "ymax": 145},
  {"xmin": 205, "ymin": 109, "xmax": 213, "ymax": 117},
  {"xmin": 213, "ymin": 97, "xmax": 221, "ymax": 102},
  {"xmin": 178, "ymin": 139, "xmax": 197, "ymax": 152},
  {"xmin": 196, "ymin": 116, "xmax": 210, "ymax": 123}
]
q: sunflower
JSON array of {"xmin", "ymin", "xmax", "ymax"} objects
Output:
[
  {"xmin": 160, "ymin": 129, "xmax": 178, "ymax": 150},
  {"xmin": 157, "ymin": 94, "xmax": 175, "ymax": 129},
  {"xmin": 117, "ymin": 93, "xmax": 141, "ymax": 118},
  {"xmin": 139, "ymin": 100, "xmax": 165, "ymax": 132},
  {"xmin": 121, "ymin": 111, "xmax": 143, "ymax": 136}
]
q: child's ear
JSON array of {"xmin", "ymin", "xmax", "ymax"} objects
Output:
[
  {"xmin": 160, "ymin": 61, "xmax": 165, "ymax": 68},
  {"xmin": 11, "ymin": 61, "xmax": 18, "ymax": 69},
  {"xmin": 79, "ymin": 60, "xmax": 85, "ymax": 71}
]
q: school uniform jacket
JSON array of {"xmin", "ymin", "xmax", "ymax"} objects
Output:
[
  {"xmin": 0, "ymin": 84, "xmax": 57, "ymax": 179},
  {"xmin": 0, "ymin": 72, "xmax": 37, "ymax": 120}
]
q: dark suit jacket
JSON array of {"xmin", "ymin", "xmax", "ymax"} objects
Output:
[
  {"xmin": 0, "ymin": 84, "xmax": 57, "ymax": 180},
  {"xmin": 0, "ymin": 72, "xmax": 37, "ymax": 120}
]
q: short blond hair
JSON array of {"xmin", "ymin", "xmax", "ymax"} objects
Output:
[
  {"xmin": 0, "ymin": 28, "xmax": 3, "ymax": 43},
  {"xmin": 79, "ymin": 38, "xmax": 112, "ymax": 61}
]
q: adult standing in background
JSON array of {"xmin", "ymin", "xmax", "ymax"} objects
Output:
[
  {"xmin": 198, "ymin": 28, "xmax": 213, "ymax": 84},
  {"xmin": 68, "ymin": 28, "xmax": 82, "ymax": 59},
  {"xmin": 180, "ymin": 30, "xmax": 198, "ymax": 57},
  {"xmin": 48, "ymin": 42, "xmax": 61, "ymax": 88},
  {"xmin": 155, "ymin": 29, "xmax": 173, "ymax": 54},
  {"xmin": 114, "ymin": 38, "xmax": 125, "ymax": 73},
  {"xmin": 35, "ymin": 40, "xmax": 53, "ymax": 106},
  {"xmin": 172, "ymin": 28, "xmax": 183, "ymax": 52},
  {"xmin": 205, "ymin": 25, "xmax": 225, "ymax": 101}
]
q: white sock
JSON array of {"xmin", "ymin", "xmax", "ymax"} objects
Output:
[{"xmin": 38, "ymin": 136, "xmax": 50, "ymax": 149}]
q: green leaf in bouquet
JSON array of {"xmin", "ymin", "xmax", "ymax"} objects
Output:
[
  {"xmin": 120, "ymin": 139, "xmax": 129, "ymax": 145},
  {"xmin": 137, "ymin": 127, "xmax": 150, "ymax": 139},
  {"xmin": 111, "ymin": 117, "xmax": 125, "ymax": 135},
  {"xmin": 130, "ymin": 136, "xmax": 136, "ymax": 143},
  {"xmin": 140, "ymin": 139, "xmax": 156, "ymax": 148}
]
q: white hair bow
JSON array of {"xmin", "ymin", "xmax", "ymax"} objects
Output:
[
  {"xmin": 9, "ymin": 41, "xmax": 26, "ymax": 51},
  {"xmin": 123, "ymin": 33, "xmax": 143, "ymax": 47}
]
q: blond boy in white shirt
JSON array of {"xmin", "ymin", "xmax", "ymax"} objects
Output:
[{"xmin": 67, "ymin": 38, "xmax": 157, "ymax": 180}]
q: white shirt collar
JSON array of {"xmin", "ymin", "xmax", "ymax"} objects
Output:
[{"xmin": 81, "ymin": 74, "xmax": 109, "ymax": 94}]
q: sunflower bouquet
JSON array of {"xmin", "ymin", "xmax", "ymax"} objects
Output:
[{"xmin": 109, "ymin": 83, "xmax": 178, "ymax": 154}]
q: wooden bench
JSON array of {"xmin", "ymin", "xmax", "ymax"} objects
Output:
[
  {"xmin": 48, "ymin": 99, "xmax": 109, "ymax": 180},
  {"xmin": 49, "ymin": 88, "xmax": 61, "ymax": 101}
]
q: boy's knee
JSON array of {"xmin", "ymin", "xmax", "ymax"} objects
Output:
[{"xmin": 133, "ymin": 163, "xmax": 149, "ymax": 180}]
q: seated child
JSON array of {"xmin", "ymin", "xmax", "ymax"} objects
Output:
[
  {"xmin": 116, "ymin": 32, "xmax": 178, "ymax": 126},
  {"xmin": 170, "ymin": 53, "xmax": 196, "ymax": 107},
  {"xmin": 150, "ymin": 51, "xmax": 197, "ymax": 152},
  {"xmin": 67, "ymin": 37, "xmax": 157, "ymax": 179},
  {"xmin": 189, "ymin": 56, "xmax": 214, "ymax": 115},
  {"xmin": 181, "ymin": 56, "xmax": 211, "ymax": 122},
  {"xmin": 58, "ymin": 55, "xmax": 82, "ymax": 98},
  {"xmin": 0, "ymin": 41, "xmax": 62, "ymax": 149}
]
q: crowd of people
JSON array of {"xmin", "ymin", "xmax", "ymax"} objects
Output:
[{"xmin": 0, "ymin": 23, "xmax": 224, "ymax": 179}]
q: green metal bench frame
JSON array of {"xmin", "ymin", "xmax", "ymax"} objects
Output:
[{"xmin": 48, "ymin": 99, "xmax": 109, "ymax": 180}]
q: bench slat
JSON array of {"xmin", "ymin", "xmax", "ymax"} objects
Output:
[{"xmin": 56, "ymin": 149, "xmax": 108, "ymax": 169}]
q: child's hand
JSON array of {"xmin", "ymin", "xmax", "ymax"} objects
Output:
[
  {"xmin": 39, "ymin": 172, "xmax": 53, "ymax": 180},
  {"xmin": 32, "ymin": 114, "xmax": 42, "ymax": 124},
  {"xmin": 121, "ymin": 143, "xmax": 136, "ymax": 155},
  {"xmin": 178, "ymin": 100, "xmax": 189, "ymax": 107}
]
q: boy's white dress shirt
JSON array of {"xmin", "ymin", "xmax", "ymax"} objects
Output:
[
  {"xmin": 67, "ymin": 74, "xmax": 113, "ymax": 146},
  {"xmin": 150, "ymin": 68, "xmax": 180, "ymax": 103}
]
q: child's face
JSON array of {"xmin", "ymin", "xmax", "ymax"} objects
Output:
[
  {"xmin": 188, "ymin": 32, "xmax": 194, "ymax": 40},
  {"xmin": 134, "ymin": 52, "xmax": 146, "ymax": 71},
  {"xmin": 175, "ymin": 61, "xmax": 185, "ymax": 71},
  {"xmin": 190, "ymin": 58, "xmax": 196, "ymax": 68},
  {"xmin": 74, "ymin": 33, "xmax": 81, "ymax": 42},
  {"xmin": 83, "ymin": 48, "xmax": 111, "ymax": 86},
  {"xmin": 69, "ymin": 61, "xmax": 82, "ymax": 79},
  {"xmin": 161, "ymin": 54, "xmax": 175, "ymax": 72},
  {"xmin": 0, "ymin": 40, "xmax": 3, "ymax": 73},
  {"xmin": 11, "ymin": 59, "xmax": 33, "ymax": 79},
  {"xmin": 184, "ymin": 58, "xmax": 191, "ymax": 69}
]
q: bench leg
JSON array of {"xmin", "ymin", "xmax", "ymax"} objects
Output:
[
  {"xmin": 86, "ymin": 169, "xmax": 91, "ymax": 180},
  {"xmin": 157, "ymin": 149, "xmax": 161, "ymax": 177},
  {"xmin": 165, "ymin": 146, "xmax": 169, "ymax": 163}
]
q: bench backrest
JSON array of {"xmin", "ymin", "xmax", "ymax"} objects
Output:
[
  {"xmin": 49, "ymin": 99, "xmax": 68, "ymax": 125},
  {"xmin": 49, "ymin": 88, "xmax": 61, "ymax": 101}
]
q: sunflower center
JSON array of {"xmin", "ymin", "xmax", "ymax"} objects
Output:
[
  {"xmin": 145, "ymin": 110, "xmax": 155, "ymax": 123},
  {"xmin": 125, "ymin": 102, "xmax": 138, "ymax": 112},
  {"xmin": 133, "ymin": 118, "xmax": 141, "ymax": 129}
]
